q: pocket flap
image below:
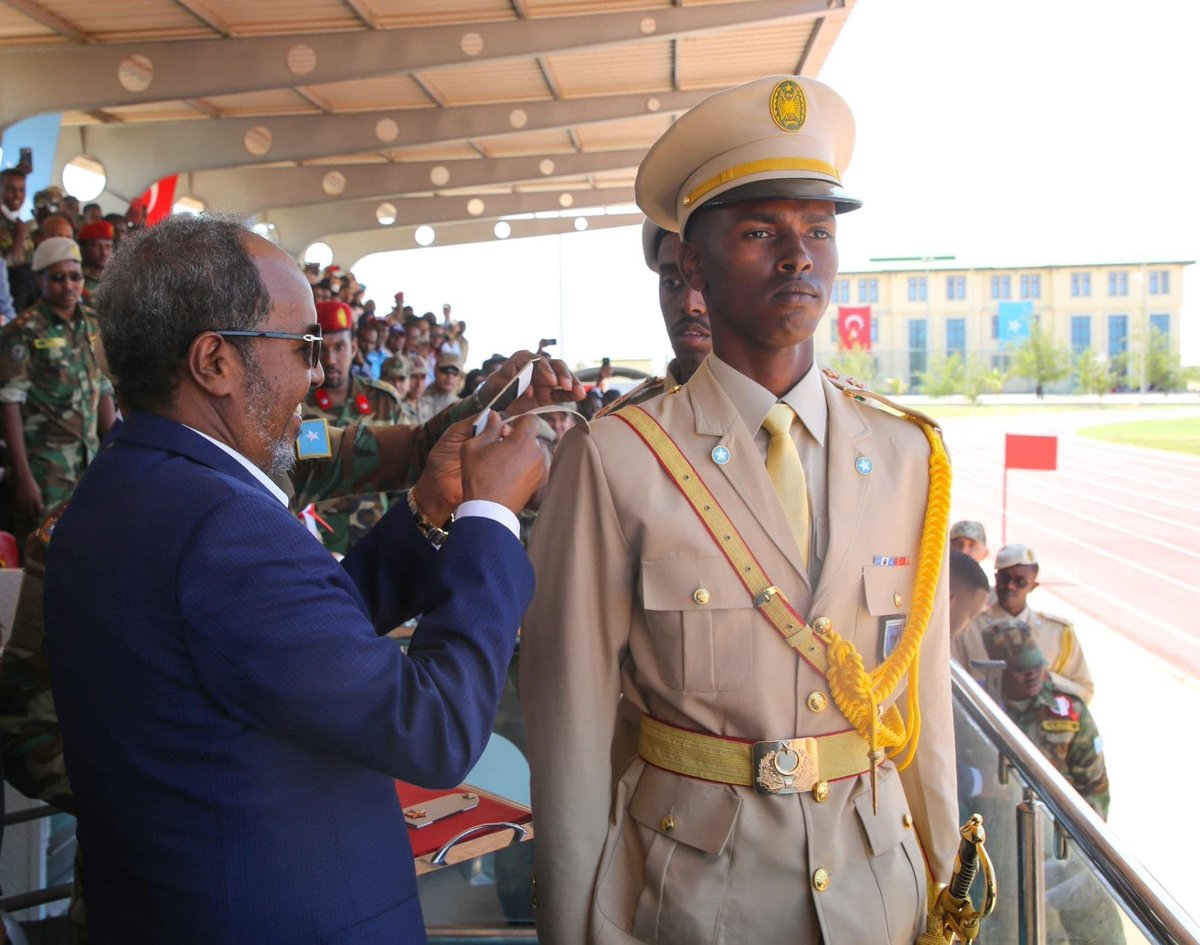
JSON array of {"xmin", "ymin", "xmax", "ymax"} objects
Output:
[
  {"xmin": 641, "ymin": 557, "xmax": 748, "ymax": 612},
  {"xmin": 862, "ymin": 564, "xmax": 915, "ymax": 617},
  {"xmin": 853, "ymin": 766, "xmax": 911, "ymax": 857},
  {"xmin": 629, "ymin": 763, "xmax": 741, "ymax": 855}
]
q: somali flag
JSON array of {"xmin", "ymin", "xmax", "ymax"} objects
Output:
[{"xmin": 997, "ymin": 300, "xmax": 1033, "ymax": 347}]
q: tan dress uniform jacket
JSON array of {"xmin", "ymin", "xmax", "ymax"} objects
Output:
[
  {"xmin": 522, "ymin": 359, "xmax": 957, "ymax": 945},
  {"xmin": 953, "ymin": 602, "xmax": 1093, "ymax": 704}
]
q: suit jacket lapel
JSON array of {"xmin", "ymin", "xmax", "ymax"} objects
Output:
[{"xmin": 684, "ymin": 362, "xmax": 812, "ymax": 591}]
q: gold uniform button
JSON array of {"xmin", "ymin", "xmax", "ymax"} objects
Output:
[
  {"xmin": 893, "ymin": 591, "xmax": 903, "ymax": 608},
  {"xmin": 693, "ymin": 588, "xmax": 710, "ymax": 606},
  {"xmin": 903, "ymin": 813, "xmax": 913, "ymax": 828},
  {"xmin": 814, "ymin": 616, "xmax": 832, "ymax": 634},
  {"xmin": 812, "ymin": 868, "xmax": 830, "ymax": 892},
  {"xmin": 661, "ymin": 815, "xmax": 676, "ymax": 833},
  {"xmin": 806, "ymin": 691, "xmax": 827, "ymax": 713},
  {"xmin": 812, "ymin": 780, "xmax": 829, "ymax": 803}
]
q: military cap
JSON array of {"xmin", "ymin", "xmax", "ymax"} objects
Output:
[
  {"xmin": 635, "ymin": 75, "xmax": 861, "ymax": 234},
  {"xmin": 78, "ymin": 220, "xmax": 115, "ymax": 243},
  {"xmin": 995, "ymin": 543, "xmax": 1038, "ymax": 570},
  {"xmin": 641, "ymin": 218, "xmax": 668, "ymax": 272},
  {"xmin": 983, "ymin": 618, "xmax": 1047, "ymax": 671},
  {"xmin": 32, "ymin": 237, "xmax": 82, "ymax": 272},
  {"xmin": 436, "ymin": 352, "xmax": 462, "ymax": 371},
  {"xmin": 950, "ymin": 520, "xmax": 987, "ymax": 544},
  {"xmin": 381, "ymin": 356, "xmax": 411, "ymax": 383},
  {"xmin": 315, "ymin": 300, "xmax": 354, "ymax": 334}
]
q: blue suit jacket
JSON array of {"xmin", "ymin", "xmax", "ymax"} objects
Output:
[{"xmin": 44, "ymin": 411, "xmax": 533, "ymax": 944}]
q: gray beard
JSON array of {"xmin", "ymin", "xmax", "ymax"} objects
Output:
[{"xmin": 241, "ymin": 359, "xmax": 298, "ymax": 478}]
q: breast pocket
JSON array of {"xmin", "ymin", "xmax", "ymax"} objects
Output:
[
  {"xmin": 857, "ymin": 564, "xmax": 916, "ymax": 663},
  {"xmin": 640, "ymin": 557, "xmax": 754, "ymax": 692}
]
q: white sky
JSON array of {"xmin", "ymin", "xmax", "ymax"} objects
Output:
[{"xmin": 354, "ymin": 0, "xmax": 1200, "ymax": 371}]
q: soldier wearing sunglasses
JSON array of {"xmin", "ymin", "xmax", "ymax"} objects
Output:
[
  {"xmin": 0, "ymin": 236, "xmax": 116, "ymax": 546},
  {"xmin": 952, "ymin": 542, "xmax": 1095, "ymax": 704}
]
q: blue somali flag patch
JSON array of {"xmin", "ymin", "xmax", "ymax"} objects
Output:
[{"xmin": 296, "ymin": 418, "xmax": 332, "ymax": 460}]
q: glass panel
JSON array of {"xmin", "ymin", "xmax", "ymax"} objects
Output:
[
  {"xmin": 953, "ymin": 702, "xmax": 1026, "ymax": 944},
  {"xmin": 1046, "ymin": 830, "xmax": 1150, "ymax": 945},
  {"xmin": 417, "ymin": 648, "xmax": 535, "ymax": 930}
]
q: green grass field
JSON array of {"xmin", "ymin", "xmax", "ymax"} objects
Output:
[{"xmin": 1076, "ymin": 417, "xmax": 1200, "ymax": 456}]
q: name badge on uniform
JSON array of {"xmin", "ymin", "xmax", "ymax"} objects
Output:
[
  {"xmin": 1042, "ymin": 719, "xmax": 1080, "ymax": 733},
  {"xmin": 296, "ymin": 418, "xmax": 332, "ymax": 460},
  {"xmin": 881, "ymin": 615, "xmax": 905, "ymax": 659},
  {"xmin": 33, "ymin": 337, "xmax": 67, "ymax": 350}
]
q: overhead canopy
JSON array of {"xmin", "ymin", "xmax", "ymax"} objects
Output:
[{"xmin": 0, "ymin": 0, "xmax": 855, "ymax": 260}]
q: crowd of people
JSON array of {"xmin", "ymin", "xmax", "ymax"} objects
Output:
[{"xmin": 0, "ymin": 72, "xmax": 1124, "ymax": 945}]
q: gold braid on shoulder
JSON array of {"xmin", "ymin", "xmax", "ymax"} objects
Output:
[{"xmin": 822, "ymin": 384, "xmax": 952, "ymax": 771}]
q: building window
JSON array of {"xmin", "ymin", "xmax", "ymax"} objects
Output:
[
  {"xmin": 871, "ymin": 317, "xmax": 879, "ymax": 344},
  {"xmin": 1150, "ymin": 313, "xmax": 1170, "ymax": 337},
  {"xmin": 907, "ymin": 276, "xmax": 927, "ymax": 302},
  {"xmin": 990, "ymin": 275, "xmax": 1011, "ymax": 299},
  {"xmin": 1108, "ymin": 314, "xmax": 1128, "ymax": 379},
  {"xmin": 946, "ymin": 275, "xmax": 966, "ymax": 301},
  {"xmin": 1108, "ymin": 271, "xmax": 1128, "ymax": 296},
  {"xmin": 1070, "ymin": 315, "xmax": 1091, "ymax": 353},
  {"xmin": 1149, "ymin": 270, "xmax": 1170, "ymax": 295},
  {"xmin": 946, "ymin": 318, "xmax": 966, "ymax": 358},
  {"xmin": 908, "ymin": 318, "xmax": 927, "ymax": 386},
  {"xmin": 1071, "ymin": 272, "xmax": 1091, "ymax": 297},
  {"xmin": 1019, "ymin": 274, "xmax": 1041, "ymax": 299},
  {"xmin": 990, "ymin": 315, "xmax": 999, "ymax": 340},
  {"xmin": 831, "ymin": 279, "xmax": 850, "ymax": 303},
  {"xmin": 858, "ymin": 278, "xmax": 878, "ymax": 303}
]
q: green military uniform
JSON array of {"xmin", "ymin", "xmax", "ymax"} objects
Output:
[
  {"xmin": 301, "ymin": 374, "xmax": 405, "ymax": 555},
  {"xmin": 985, "ymin": 619, "xmax": 1110, "ymax": 819},
  {"xmin": 1004, "ymin": 681, "xmax": 1109, "ymax": 819},
  {"xmin": 0, "ymin": 299, "xmax": 112, "ymax": 535},
  {"xmin": 0, "ymin": 502, "xmax": 73, "ymax": 813},
  {"xmin": 83, "ymin": 271, "xmax": 103, "ymax": 298},
  {"xmin": 0, "ymin": 214, "xmax": 33, "ymax": 265}
]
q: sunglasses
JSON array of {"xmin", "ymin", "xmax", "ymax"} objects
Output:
[
  {"xmin": 437, "ymin": 366, "xmax": 460, "ymax": 375},
  {"xmin": 995, "ymin": 573, "xmax": 1031, "ymax": 589},
  {"xmin": 46, "ymin": 271, "xmax": 84, "ymax": 284},
  {"xmin": 213, "ymin": 326, "xmax": 323, "ymax": 369}
]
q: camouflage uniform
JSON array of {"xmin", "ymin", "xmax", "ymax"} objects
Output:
[
  {"xmin": 301, "ymin": 375, "xmax": 405, "ymax": 555},
  {"xmin": 984, "ymin": 619, "xmax": 1109, "ymax": 819},
  {"xmin": 1004, "ymin": 682, "xmax": 1109, "ymax": 820},
  {"xmin": 0, "ymin": 214, "xmax": 33, "ymax": 265},
  {"xmin": 0, "ymin": 502, "xmax": 73, "ymax": 813},
  {"xmin": 0, "ymin": 299, "xmax": 112, "ymax": 537},
  {"xmin": 82, "ymin": 270, "xmax": 103, "ymax": 298}
]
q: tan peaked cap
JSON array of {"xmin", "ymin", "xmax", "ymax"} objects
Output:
[
  {"xmin": 636, "ymin": 75, "xmax": 861, "ymax": 234},
  {"xmin": 32, "ymin": 236, "xmax": 82, "ymax": 272}
]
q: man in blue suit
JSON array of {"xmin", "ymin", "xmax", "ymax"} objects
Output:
[{"xmin": 44, "ymin": 215, "xmax": 547, "ymax": 944}]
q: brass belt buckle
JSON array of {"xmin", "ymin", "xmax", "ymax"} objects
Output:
[{"xmin": 752, "ymin": 737, "xmax": 820, "ymax": 795}]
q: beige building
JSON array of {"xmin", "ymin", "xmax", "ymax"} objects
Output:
[{"xmin": 815, "ymin": 260, "xmax": 1192, "ymax": 392}]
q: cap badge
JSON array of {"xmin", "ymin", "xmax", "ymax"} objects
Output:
[
  {"xmin": 855, "ymin": 456, "xmax": 873, "ymax": 475},
  {"xmin": 769, "ymin": 79, "xmax": 807, "ymax": 133},
  {"xmin": 711, "ymin": 445, "xmax": 730, "ymax": 465}
]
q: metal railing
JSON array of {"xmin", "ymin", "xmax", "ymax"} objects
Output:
[{"xmin": 952, "ymin": 661, "xmax": 1200, "ymax": 945}]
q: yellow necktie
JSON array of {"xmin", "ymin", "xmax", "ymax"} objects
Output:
[{"xmin": 762, "ymin": 403, "xmax": 810, "ymax": 568}]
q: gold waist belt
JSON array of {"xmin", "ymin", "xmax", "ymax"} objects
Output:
[{"xmin": 639, "ymin": 714, "xmax": 879, "ymax": 797}]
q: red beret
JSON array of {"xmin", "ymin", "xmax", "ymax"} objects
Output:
[
  {"xmin": 315, "ymin": 301, "xmax": 353, "ymax": 334},
  {"xmin": 78, "ymin": 221, "xmax": 115, "ymax": 242}
]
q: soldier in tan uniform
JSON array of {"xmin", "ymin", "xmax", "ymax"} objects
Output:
[
  {"xmin": 952, "ymin": 543, "xmax": 1094, "ymax": 704},
  {"xmin": 522, "ymin": 75, "xmax": 958, "ymax": 945},
  {"xmin": 599, "ymin": 222, "xmax": 712, "ymax": 416}
]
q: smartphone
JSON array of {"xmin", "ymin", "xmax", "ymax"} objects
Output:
[
  {"xmin": 601, "ymin": 357, "xmax": 611, "ymax": 367},
  {"xmin": 18, "ymin": 147, "xmax": 32, "ymax": 172},
  {"xmin": 538, "ymin": 338, "xmax": 557, "ymax": 348}
]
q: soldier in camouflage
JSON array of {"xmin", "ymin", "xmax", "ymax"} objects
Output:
[
  {"xmin": 77, "ymin": 220, "xmax": 115, "ymax": 298},
  {"xmin": 983, "ymin": 617, "xmax": 1110, "ymax": 819},
  {"xmin": 0, "ymin": 167, "xmax": 34, "ymax": 266},
  {"xmin": 0, "ymin": 237, "xmax": 115, "ymax": 547},
  {"xmin": 301, "ymin": 300, "xmax": 407, "ymax": 555},
  {"xmin": 380, "ymin": 353, "xmax": 421, "ymax": 425}
]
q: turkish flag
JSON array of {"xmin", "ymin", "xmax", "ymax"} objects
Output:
[
  {"xmin": 1005, "ymin": 434, "xmax": 1057, "ymax": 470},
  {"xmin": 837, "ymin": 306, "xmax": 871, "ymax": 350},
  {"xmin": 133, "ymin": 174, "xmax": 179, "ymax": 226}
]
